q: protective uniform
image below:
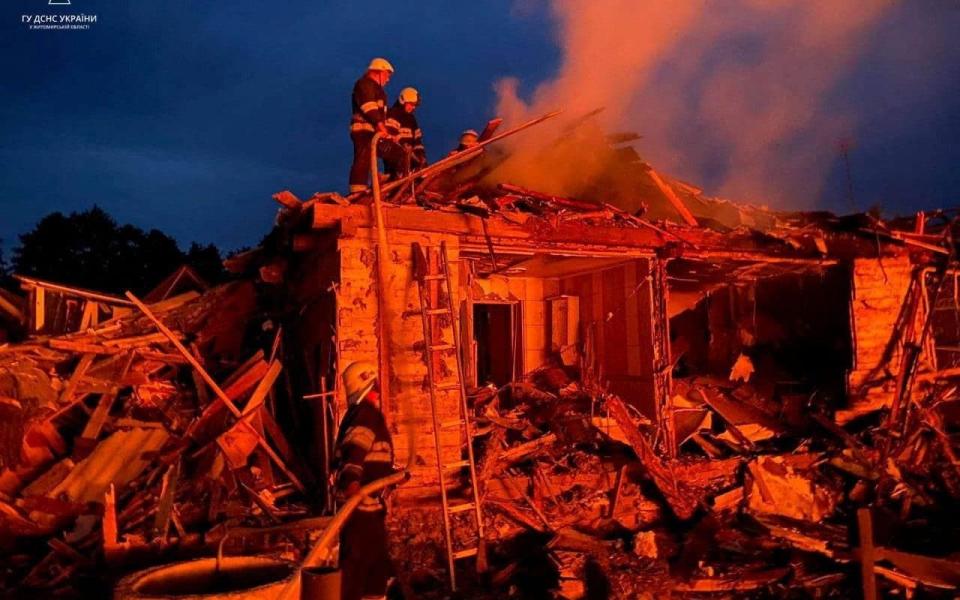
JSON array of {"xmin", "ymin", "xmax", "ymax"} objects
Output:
[
  {"xmin": 333, "ymin": 361, "xmax": 395, "ymax": 600},
  {"xmin": 384, "ymin": 98, "xmax": 425, "ymax": 177},
  {"xmin": 348, "ymin": 59, "xmax": 405, "ymax": 194}
]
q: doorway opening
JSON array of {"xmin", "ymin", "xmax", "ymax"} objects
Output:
[{"xmin": 473, "ymin": 302, "xmax": 521, "ymax": 387}]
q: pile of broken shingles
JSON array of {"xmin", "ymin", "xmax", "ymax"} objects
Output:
[
  {"xmin": 453, "ymin": 364, "xmax": 960, "ymax": 599},
  {"xmin": 0, "ymin": 281, "xmax": 313, "ymax": 597}
]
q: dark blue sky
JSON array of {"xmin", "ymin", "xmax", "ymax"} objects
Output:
[{"xmin": 1, "ymin": 1, "xmax": 958, "ymax": 254}]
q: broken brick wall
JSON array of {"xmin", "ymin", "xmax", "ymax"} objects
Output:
[
  {"xmin": 843, "ymin": 254, "xmax": 916, "ymax": 421},
  {"xmin": 335, "ymin": 228, "xmax": 463, "ymax": 486}
]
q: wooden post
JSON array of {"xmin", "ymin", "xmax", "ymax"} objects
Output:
[
  {"xmin": 102, "ymin": 484, "xmax": 118, "ymax": 560},
  {"xmin": 33, "ymin": 286, "xmax": 45, "ymax": 332},
  {"xmin": 858, "ymin": 507, "xmax": 878, "ymax": 600},
  {"xmin": 320, "ymin": 376, "xmax": 332, "ymax": 514},
  {"xmin": 608, "ymin": 464, "xmax": 627, "ymax": 518}
]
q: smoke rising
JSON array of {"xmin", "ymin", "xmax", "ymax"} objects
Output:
[{"xmin": 492, "ymin": 1, "xmax": 893, "ymax": 209}]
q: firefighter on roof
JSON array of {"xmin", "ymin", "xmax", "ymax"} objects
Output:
[
  {"xmin": 348, "ymin": 58, "xmax": 406, "ymax": 195},
  {"xmin": 384, "ymin": 86, "xmax": 426, "ymax": 178},
  {"xmin": 333, "ymin": 360, "xmax": 396, "ymax": 600},
  {"xmin": 457, "ymin": 129, "xmax": 479, "ymax": 151}
]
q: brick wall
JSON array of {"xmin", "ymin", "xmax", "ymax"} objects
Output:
[
  {"xmin": 842, "ymin": 254, "xmax": 915, "ymax": 421},
  {"xmin": 336, "ymin": 231, "xmax": 463, "ymax": 486}
]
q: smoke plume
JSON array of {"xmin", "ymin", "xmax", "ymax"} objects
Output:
[{"xmin": 493, "ymin": 0, "xmax": 892, "ymax": 208}]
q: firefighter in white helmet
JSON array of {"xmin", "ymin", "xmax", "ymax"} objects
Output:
[
  {"xmin": 333, "ymin": 360, "xmax": 396, "ymax": 600},
  {"xmin": 458, "ymin": 129, "xmax": 479, "ymax": 151},
  {"xmin": 348, "ymin": 58, "xmax": 406, "ymax": 195},
  {"xmin": 446, "ymin": 129, "xmax": 480, "ymax": 158},
  {"xmin": 384, "ymin": 86, "xmax": 427, "ymax": 179}
]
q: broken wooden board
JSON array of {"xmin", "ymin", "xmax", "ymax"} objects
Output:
[
  {"xmin": 605, "ymin": 394, "xmax": 699, "ymax": 520},
  {"xmin": 745, "ymin": 455, "xmax": 840, "ymax": 522},
  {"xmin": 672, "ymin": 567, "xmax": 790, "ymax": 592}
]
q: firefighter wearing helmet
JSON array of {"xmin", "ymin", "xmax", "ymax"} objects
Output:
[
  {"xmin": 458, "ymin": 129, "xmax": 479, "ymax": 151},
  {"xmin": 384, "ymin": 86, "xmax": 427, "ymax": 178},
  {"xmin": 348, "ymin": 57, "xmax": 406, "ymax": 195},
  {"xmin": 333, "ymin": 360, "xmax": 396, "ymax": 600}
]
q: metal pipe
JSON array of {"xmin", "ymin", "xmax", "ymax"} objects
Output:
[{"xmin": 369, "ymin": 132, "xmax": 394, "ymax": 422}]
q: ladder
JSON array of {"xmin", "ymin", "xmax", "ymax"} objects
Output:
[{"xmin": 412, "ymin": 241, "xmax": 485, "ymax": 591}]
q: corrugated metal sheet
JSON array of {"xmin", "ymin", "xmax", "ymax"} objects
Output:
[{"xmin": 48, "ymin": 427, "xmax": 169, "ymax": 504}]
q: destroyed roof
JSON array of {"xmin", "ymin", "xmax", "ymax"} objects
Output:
[
  {"xmin": 274, "ymin": 113, "xmax": 947, "ymax": 264},
  {"xmin": 142, "ymin": 264, "xmax": 209, "ymax": 304},
  {"xmin": 283, "ymin": 185, "xmax": 932, "ymax": 275}
]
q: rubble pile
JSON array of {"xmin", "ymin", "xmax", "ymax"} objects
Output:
[
  {"xmin": 0, "ymin": 282, "xmax": 319, "ymax": 597},
  {"xmin": 4, "ymin": 109, "xmax": 960, "ymax": 599},
  {"xmin": 418, "ymin": 358, "xmax": 960, "ymax": 598}
]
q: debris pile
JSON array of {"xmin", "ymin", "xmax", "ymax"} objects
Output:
[
  {"xmin": 4, "ymin": 107, "xmax": 960, "ymax": 599},
  {"xmin": 401, "ymin": 353, "xmax": 960, "ymax": 598},
  {"xmin": 0, "ymin": 281, "xmax": 320, "ymax": 597}
]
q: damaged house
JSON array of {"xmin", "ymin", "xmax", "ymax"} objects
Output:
[{"xmin": 2, "ymin": 114, "xmax": 960, "ymax": 598}]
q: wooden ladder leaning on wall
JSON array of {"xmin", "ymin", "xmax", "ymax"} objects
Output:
[{"xmin": 412, "ymin": 241, "xmax": 486, "ymax": 592}]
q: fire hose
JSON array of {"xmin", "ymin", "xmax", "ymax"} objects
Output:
[{"xmin": 275, "ymin": 470, "xmax": 410, "ymax": 600}]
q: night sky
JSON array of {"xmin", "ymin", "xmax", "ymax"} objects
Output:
[{"xmin": 2, "ymin": 1, "xmax": 958, "ymax": 254}]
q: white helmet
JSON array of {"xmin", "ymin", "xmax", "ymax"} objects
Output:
[
  {"xmin": 460, "ymin": 129, "xmax": 479, "ymax": 147},
  {"xmin": 398, "ymin": 87, "xmax": 420, "ymax": 105},
  {"xmin": 367, "ymin": 57, "xmax": 395, "ymax": 73}
]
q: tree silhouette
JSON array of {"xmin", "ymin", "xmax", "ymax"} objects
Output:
[
  {"xmin": 0, "ymin": 242, "xmax": 12, "ymax": 289},
  {"xmin": 185, "ymin": 242, "xmax": 227, "ymax": 284},
  {"xmin": 13, "ymin": 206, "xmax": 226, "ymax": 295}
]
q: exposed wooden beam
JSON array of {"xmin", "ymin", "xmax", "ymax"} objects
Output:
[{"xmin": 125, "ymin": 291, "xmax": 304, "ymax": 492}]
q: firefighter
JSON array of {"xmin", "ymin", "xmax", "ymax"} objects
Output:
[
  {"xmin": 457, "ymin": 129, "xmax": 480, "ymax": 151},
  {"xmin": 348, "ymin": 58, "xmax": 406, "ymax": 195},
  {"xmin": 333, "ymin": 361, "xmax": 396, "ymax": 600},
  {"xmin": 446, "ymin": 129, "xmax": 480, "ymax": 157},
  {"xmin": 383, "ymin": 86, "xmax": 426, "ymax": 178}
]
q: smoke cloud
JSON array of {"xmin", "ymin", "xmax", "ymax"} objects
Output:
[{"xmin": 493, "ymin": 1, "xmax": 893, "ymax": 209}]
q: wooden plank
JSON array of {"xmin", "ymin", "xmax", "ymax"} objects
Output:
[
  {"xmin": 646, "ymin": 167, "xmax": 698, "ymax": 226},
  {"xmin": 153, "ymin": 461, "xmax": 180, "ymax": 540},
  {"xmin": 58, "ymin": 354, "xmax": 95, "ymax": 405},
  {"xmin": 102, "ymin": 484, "xmax": 118, "ymax": 557},
  {"xmin": 0, "ymin": 291, "xmax": 24, "ymax": 323},
  {"xmin": 75, "ymin": 391, "xmax": 118, "ymax": 452},
  {"xmin": 858, "ymin": 508, "xmax": 878, "ymax": 600},
  {"xmin": 497, "ymin": 434, "xmax": 558, "ymax": 465},
  {"xmin": 48, "ymin": 338, "xmax": 117, "ymax": 355},
  {"xmin": 125, "ymin": 291, "xmax": 304, "ymax": 492},
  {"xmin": 78, "ymin": 301, "xmax": 98, "ymax": 331},
  {"xmin": 606, "ymin": 394, "xmax": 699, "ymax": 520},
  {"xmin": 102, "ymin": 331, "xmax": 180, "ymax": 348},
  {"xmin": 222, "ymin": 350, "xmax": 266, "ymax": 389},
  {"xmin": 78, "ymin": 353, "xmax": 133, "ymax": 442},
  {"xmin": 136, "ymin": 350, "xmax": 190, "ymax": 364},
  {"xmin": 189, "ymin": 343, "xmax": 210, "ymax": 406},
  {"xmin": 273, "ymin": 190, "xmax": 302, "ymax": 209},
  {"xmin": 242, "ymin": 361, "xmax": 282, "ymax": 415},
  {"xmin": 17, "ymin": 275, "xmax": 134, "ymax": 306},
  {"xmin": 187, "ymin": 359, "xmax": 270, "ymax": 438},
  {"xmin": 34, "ymin": 287, "xmax": 45, "ymax": 331},
  {"xmin": 608, "ymin": 464, "xmax": 627, "ymax": 518}
]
